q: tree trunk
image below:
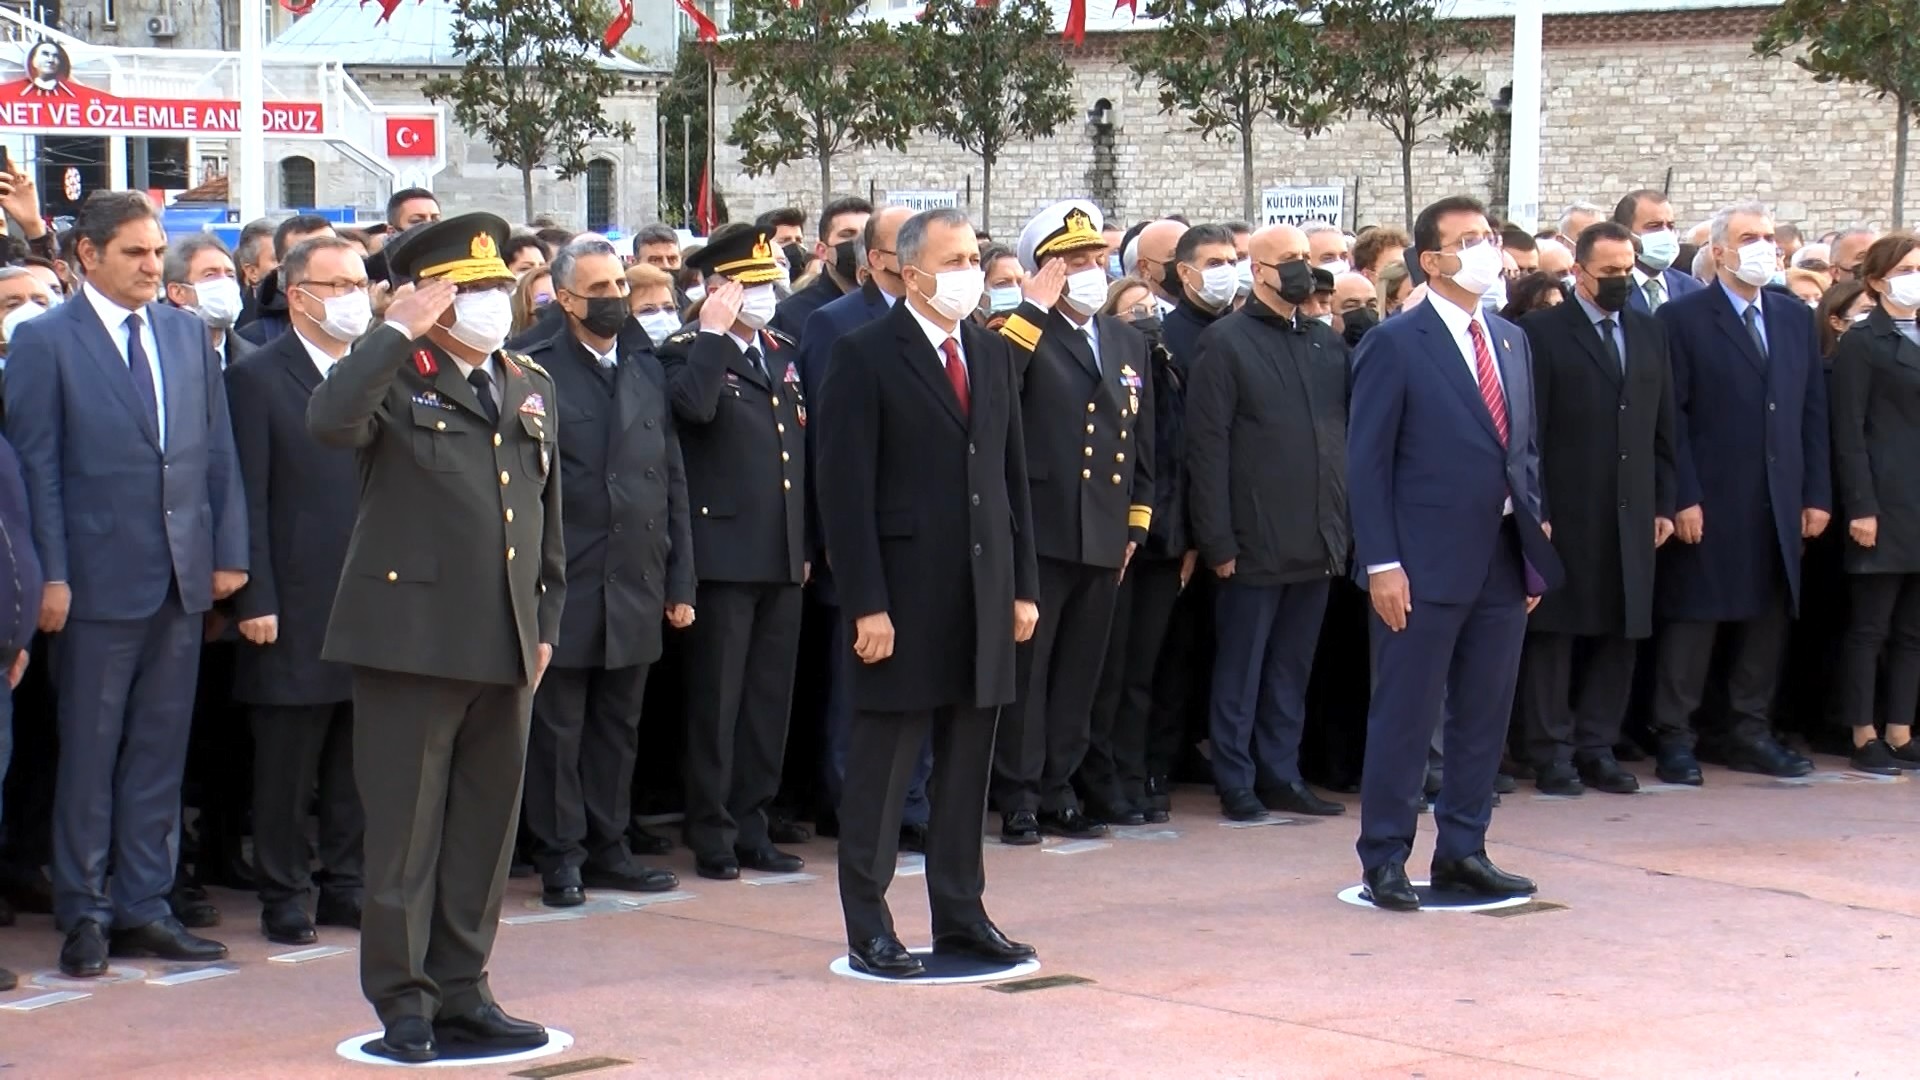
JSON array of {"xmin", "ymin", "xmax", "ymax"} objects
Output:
[
  {"xmin": 521, "ymin": 163, "xmax": 535, "ymax": 224},
  {"xmin": 1896, "ymin": 98, "xmax": 1910, "ymax": 230},
  {"xmin": 1241, "ymin": 122, "xmax": 1257, "ymax": 224},
  {"xmin": 819, "ymin": 152, "xmax": 833, "ymax": 216},
  {"xmin": 1399, "ymin": 136, "xmax": 1415, "ymax": 229},
  {"xmin": 982, "ymin": 153, "xmax": 993, "ymax": 238}
]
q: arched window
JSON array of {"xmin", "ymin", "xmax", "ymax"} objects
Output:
[
  {"xmin": 586, "ymin": 158, "xmax": 615, "ymax": 233},
  {"xmin": 279, "ymin": 155, "xmax": 315, "ymax": 209}
]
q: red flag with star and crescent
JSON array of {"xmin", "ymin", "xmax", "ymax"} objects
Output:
[{"xmin": 677, "ymin": 0, "xmax": 719, "ymax": 41}]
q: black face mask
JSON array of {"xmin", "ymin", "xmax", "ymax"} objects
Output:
[
  {"xmin": 1342, "ymin": 306, "xmax": 1378, "ymax": 346},
  {"xmin": 1129, "ymin": 314, "xmax": 1163, "ymax": 339},
  {"xmin": 1591, "ymin": 274, "xmax": 1632, "ymax": 313},
  {"xmin": 833, "ymin": 239, "xmax": 861, "ymax": 281},
  {"xmin": 1273, "ymin": 259, "xmax": 1316, "ymax": 305},
  {"xmin": 575, "ymin": 295, "xmax": 631, "ymax": 339},
  {"xmin": 783, "ymin": 243, "xmax": 808, "ymax": 278}
]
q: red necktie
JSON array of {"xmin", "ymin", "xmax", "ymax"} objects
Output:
[
  {"xmin": 1469, "ymin": 320, "xmax": 1508, "ymax": 447},
  {"xmin": 941, "ymin": 338, "xmax": 969, "ymax": 418}
]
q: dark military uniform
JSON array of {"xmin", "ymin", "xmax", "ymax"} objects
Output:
[
  {"xmin": 657, "ymin": 224, "xmax": 808, "ymax": 870},
  {"xmin": 991, "ymin": 202, "xmax": 1155, "ymax": 827},
  {"xmin": 306, "ymin": 215, "xmax": 564, "ymax": 1034}
]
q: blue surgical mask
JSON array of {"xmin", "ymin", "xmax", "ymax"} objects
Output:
[
  {"xmin": 1767, "ymin": 269, "xmax": 1787, "ymax": 288},
  {"xmin": 1107, "ymin": 254, "xmax": 1123, "ymax": 280},
  {"xmin": 986, "ymin": 285, "xmax": 1022, "ymax": 313}
]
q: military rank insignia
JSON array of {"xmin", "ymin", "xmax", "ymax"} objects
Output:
[
  {"xmin": 520, "ymin": 393, "xmax": 547, "ymax": 417},
  {"xmin": 413, "ymin": 349, "xmax": 438, "ymax": 377},
  {"xmin": 411, "ymin": 390, "xmax": 453, "ymax": 411}
]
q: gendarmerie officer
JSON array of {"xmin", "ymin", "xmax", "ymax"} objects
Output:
[
  {"xmin": 991, "ymin": 200, "xmax": 1154, "ymax": 841},
  {"xmin": 307, "ymin": 213, "xmax": 563, "ymax": 1064},
  {"xmin": 657, "ymin": 224, "xmax": 808, "ymax": 881},
  {"xmin": 521, "ymin": 237, "xmax": 693, "ymax": 907}
]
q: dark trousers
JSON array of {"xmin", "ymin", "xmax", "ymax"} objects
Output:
[
  {"xmin": 993, "ymin": 557, "xmax": 1118, "ymax": 814},
  {"xmin": 1080, "ymin": 557, "xmax": 1183, "ymax": 810},
  {"xmin": 526, "ymin": 664, "xmax": 650, "ymax": 877},
  {"xmin": 1650, "ymin": 588, "xmax": 1791, "ymax": 750},
  {"xmin": 1517, "ymin": 632, "xmax": 1638, "ymax": 767},
  {"xmin": 183, "ymin": 637, "xmax": 251, "ymax": 886},
  {"xmin": 353, "ymin": 667, "xmax": 531, "ymax": 1026},
  {"xmin": 51, "ymin": 598, "xmax": 202, "ymax": 929},
  {"xmin": 821, "ymin": 611, "xmax": 931, "ymax": 826},
  {"xmin": 838, "ymin": 704, "xmax": 996, "ymax": 945},
  {"xmin": 682, "ymin": 581, "xmax": 802, "ymax": 857},
  {"xmin": 1207, "ymin": 577, "xmax": 1331, "ymax": 793},
  {"xmin": 1839, "ymin": 572, "xmax": 1920, "ymax": 732},
  {"xmin": 1148, "ymin": 574, "xmax": 1213, "ymax": 783},
  {"xmin": 1357, "ymin": 534, "xmax": 1526, "ymax": 873},
  {"xmin": 251, "ymin": 702, "xmax": 363, "ymax": 905},
  {"xmin": 1300, "ymin": 579, "xmax": 1373, "ymax": 790}
]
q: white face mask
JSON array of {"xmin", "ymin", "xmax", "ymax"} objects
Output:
[
  {"xmin": 1852, "ymin": 310, "xmax": 1873, "ymax": 324},
  {"xmin": 1889, "ymin": 271, "xmax": 1920, "ymax": 310},
  {"xmin": 1313, "ymin": 312, "xmax": 1334, "ymax": 326},
  {"xmin": 1638, "ymin": 229, "xmax": 1680, "ymax": 272},
  {"xmin": 1234, "ymin": 259, "xmax": 1254, "ymax": 296},
  {"xmin": 1321, "ymin": 258, "xmax": 1351, "ymax": 278},
  {"xmin": 1729, "ymin": 239, "xmax": 1778, "ymax": 288},
  {"xmin": 190, "ymin": 277, "xmax": 244, "ymax": 329},
  {"xmin": 1063, "ymin": 266, "xmax": 1110, "ymax": 315},
  {"xmin": 303, "ymin": 287, "xmax": 373, "ymax": 343},
  {"xmin": 684, "ymin": 283, "xmax": 707, "ymax": 303},
  {"xmin": 638, "ymin": 309, "xmax": 680, "ymax": 346},
  {"xmin": 2, "ymin": 300, "xmax": 46, "ymax": 345},
  {"xmin": 916, "ymin": 267, "xmax": 985, "ymax": 322},
  {"xmin": 448, "ymin": 288, "xmax": 514, "ymax": 354},
  {"xmin": 1447, "ymin": 240, "xmax": 1504, "ymax": 297},
  {"xmin": 1190, "ymin": 263, "xmax": 1239, "ymax": 309},
  {"xmin": 737, "ymin": 283, "xmax": 778, "ymax": 330}
]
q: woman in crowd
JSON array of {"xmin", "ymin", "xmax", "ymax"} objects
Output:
[
  {"xmin": 625, "ymin": 262, "xmax": 683, "ymax": 346},
  {"xmin": 1101, "ymin": 277, "xmax": 1156, "ymax": 323},
  {"xmin": 975, "ymin": 243, "xmax": 1026, "ymax": 331},
  {"xmin": 1376, "ymin": 260, "xmax": 1412, "ymax": 317},
  {"xmin": 1785, "ymin": 267, "xmax": 1831, "ymax": 307},
  {"xmin": 1829, "ymin": 232, "xmax": 1920, "ymax": 774},
  {"xmin": 510, "ymin": 265, "xmax": 554, "ymax": 339},
  {"xmin": 1818, "ymin": 280, "xmax": 1872, "ymax": 360},
  {"xmin": 1499, "ymin": 271, "xmax": 1563, "ymax": 321},
  {"xmin": 506, "ymin": 234, "xmax": 551, "ymax": 279}
]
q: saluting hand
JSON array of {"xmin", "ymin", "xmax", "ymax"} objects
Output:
[
  {"xmin": 853, "ymin": 612, "xmax": 894, "ymax": 664},
  {"xmin": 1013, "ymin": 600, "xmax": 1039, "ymax": 644},
  {"xmin": 699, "ymin": 279, "xmax": 744, "ymax": 332},
  {"xmin": 1022, "ymin": 260, "xmax": 1067, "ymax": 310},
  {"xmin": 387, "ymin": 279, "xmax": 457, "ymax": 340}
]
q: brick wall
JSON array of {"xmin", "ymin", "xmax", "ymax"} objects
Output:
[{"xmin": 710, "ymin": 6, "xmax": 1898, "ymax": 235}]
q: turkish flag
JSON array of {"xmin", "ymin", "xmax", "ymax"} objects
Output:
[{"xmin": 386, "ymin": 117, "xmax": 436, "ymax": 158}]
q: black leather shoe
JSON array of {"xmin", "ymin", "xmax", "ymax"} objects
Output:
[
  {"xmin": 0, "ymin": 965, "xmax": 15, "ymax": 992},
  {"xmin": 848, "ymin": 935, "xmax": 925, "ymax": 978},
  {"xmin": 1727, "ymin": 736, "xmax": 1814, "ymax": 778},
  {"xmin": 59, "ymin": 920, "xmax": 109, "ymax": 978},
  {"xmin": 1089, "ymin": 802, "xmax": 1147, "ymax": 827},
  {"xmin": 1141, "ymin": 802, "xmax": 1171, "ymax": 825},
  {"xmin": 1575, "ymin": 754, "xmax": 1640, "ymax": 794},
  {"xmin": 1431, "ymin": 852, "xmax": 1537, "ymax": 897},
  {"xmin": 628, "ymin": 827, "xmax": 674, "ymax": 856},
  {"xmin": 1534, "ymin": 762, "xmax": 1584, "ymax": 797},
  {"xmin": 1888, "ymin": 740, "xmax": 1920, "ymax": 770},
  {"xmin": 315, "ymin": 892, "xmax": 362, "ymax": 929},
  {"xmin": 1361, "ymin": 864, "xmax": 1420, "ymax": 911},
  {"xmin": 1258, "ymin": 780, "xmax": 1346, "ymax": 816},
  {"xmin": 1655, "ymin": 749, "xmax": 1704, "ymax": 786},
  {"xmin": 261, "ymin": 901, "xmax": 317, "ymax": 945},
  {"xmin": 1493, "ymin": 772, "xmax": 1518, "ymax": 795},
  {"xmin": 1000, "ymin": 810, "xmax": 1042, "ymax": 845},
  {"xmin": 1037, "ymin": 807, "xmax": 1108, "ymax": 839},
  {"xmin": 169, "ymin": 883, "xmax": 221, "ymax": 929},
  {"xmin": 434, "ymin": 1004, "xmax": 547, "ymax": 1050},
  {"xmin": 899, "ymin": 822, "xmax": 928, "ymax": 854},
  {"xmin": 1220, "ymin": 788, "xmax": 1268, "ymax": 822},
  {"xmin": 1146, "ymin": 775, "xmax": 1172, "ymax": 812},
  {"xmin": 934, "ymin": 920, "xmax": 1037, "ymax": 963},
  {"xmin": 735, "ymin": 846, "xmax": 805, "ymax": 874},
  {"xmin": 373, "ymin": 1017, "xmax": 437, "ymax": 1064},
  {"xmin": 582, "ymin": 864, "xmax": 679, "ymax": 893},
  {"xmin": 695, "ymin": 855, "xmax": 740, "ymax": 881},
  {"xmin": 541, "ymin": 875, "xmax": 586, "ymax": 907},
  {"xmin": 110, "ymin": 916, "xmax": 228, "ymax": 962},
  {"xmin": 767, "ymin": 812, "xmax": 812, "ymax": 845}
]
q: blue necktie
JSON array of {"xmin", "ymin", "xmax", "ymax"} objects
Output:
[{"xmin": 124, "ymin": 312, "xmax": 159, "ymax": 437}]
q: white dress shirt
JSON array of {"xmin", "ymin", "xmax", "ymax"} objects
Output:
[
  {"xmin": 450, "ymin": 354, "xmax": 503, "ymax": 410},
  {"xmin": 84, "ymin": 282, "xmax": 167, "ymax": 448},
  {"xmin": 905, "ymin": 301, "xmax": 968, "ymax": 384},
  {"xmin": 1068, "ymin": 312, "xmax": 1102, "ymax": 373},
  {"xmin": 293, "ymin": 329, "xmax": 343, "ymax": 379}
]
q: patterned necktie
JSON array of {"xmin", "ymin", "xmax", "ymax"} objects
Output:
[
  {"xmin": 468, "ymin": 368, "xmax": 500, "ymax": 428},
  {"xmin": 1468, "ymin": 319, "xmax": 1508, "ymax": 447},
  {"xmin": 941, "ymin": 338, "xmax": 969, "ymax": 417},
  {"xmin": 1644, "ymin": 276, "xmax": 1665, "ymax": 311}
]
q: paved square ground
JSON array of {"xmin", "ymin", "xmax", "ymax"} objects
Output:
[{"xmin": 0, "ymin": 756, "xmax": 1910, "ymax": 1078}]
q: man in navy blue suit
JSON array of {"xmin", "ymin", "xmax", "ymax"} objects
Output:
[
  {"xmin": 1349, "ymin": 196, "xmax": 1562, "ymax": 912},
  {"xmin": 1614, "ymin": 189, "xmax": 1705, "ymax": 315},
  {"xmin": 1646, "ymin": 203, "xmax": 1830, "ymax": 783},
  {"xmin": 5, "ymin": 191, "xmax": 249, "ymax": 975}
]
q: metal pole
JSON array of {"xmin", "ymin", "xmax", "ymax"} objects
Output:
[
  {"xmin": 682, "ymin": 114, "xmax": 691, "ymax": 228},
  {"xmin": 1505, "ymin": 0, "xmax": 1543, "ymax": 231},
  {"xmin": 705, "ymin": 55, "xmax": 715, "ymax": 228},
  {"xmin": 237, "ymin": 0, "xmax": 267, "ymax": 220}
]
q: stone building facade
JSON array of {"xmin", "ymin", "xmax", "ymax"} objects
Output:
[{"xmin": 712, "ymin": 4, "xmax": 1895, "ymax": 235}]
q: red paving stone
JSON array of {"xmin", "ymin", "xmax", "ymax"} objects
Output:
[{"xmin": 1, "ymin": 757, "xmax": 1914, "ymax": 1078}]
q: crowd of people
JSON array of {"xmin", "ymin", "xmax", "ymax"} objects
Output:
[{"xmin": 0, "ymin": 165, "xmax": 1909, "ymax": 1051}]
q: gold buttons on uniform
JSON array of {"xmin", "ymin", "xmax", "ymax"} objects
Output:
[
  {"xmin": 772, "ymin": 396, "xmax": 781, "ymax": 407},
  {"xmin": 1116, "ymin": 452, "xmax": 1126, "ymax": 463},
  {"xmin": 777, "ymin": 423, "xmax": 786, "ymax": 434},
  {"xmin": 386, "ymin": 571, "xmax": 398, "ymax": 582},
  {"xmin": 783, "ymin": 479, "xmax": 792, "ymax": 491},
  {"xmin": 1111, "ymin": 474, "xmax": 1122, "ymax": 485},
  {"xmin": 781, "ymin": 451, "xmax": 790, "ymax": 462},
  {"xmin": 494, "ymin": 434, "xmax": 503, "ymax": 447},
  {"xmin": 1082, "ymin": 469, "xmax": 1091, "ymax": 480},
  {"xmin": 1084, "ymin": 446, "xmax": 1093, "ymax": 457},
  {"xmin": 1086, "ymin": 402, "xmax": 1096, "ymax": 413},
  {"xmin": 435, "ymin": 421, "xmax": 446, "ymax": 431},
  {"xmin": 700, "ymin": 507, "xmax": 709, "ymax": 516},
  {"xmin": 507, "ymin": 547, "xmax": 516, "ymax": 561},
  {"xmin": 1086, "ymin": 423, "xmax": 1094, "ymax": 434},
  {"xmin": 505, "ymin": 509, "xmax": 515, "ymax": 523},
  {"xmin": 500, "ymin": 471, "xmax": 511, "ymax": 486},
  {"xmin": 1120, "ymin": 430, "xmax": 1128, "ymax": 440}
]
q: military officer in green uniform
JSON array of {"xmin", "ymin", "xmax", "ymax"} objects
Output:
[{"xmin": 307, "ymin": 212, "xmax": 565, "ymax": 1064}]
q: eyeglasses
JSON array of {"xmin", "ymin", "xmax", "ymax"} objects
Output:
[
  {"xmin": 294, "ymin": 279, "xmax": 368, "ymax": 296},
  {"xmin": 1440, "ymin": 235, "xmax": 1503, "ymax": 253},
  {"xmin": 1795, "ymin": 259, "xmax": 1831, "ymax": 272}
]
